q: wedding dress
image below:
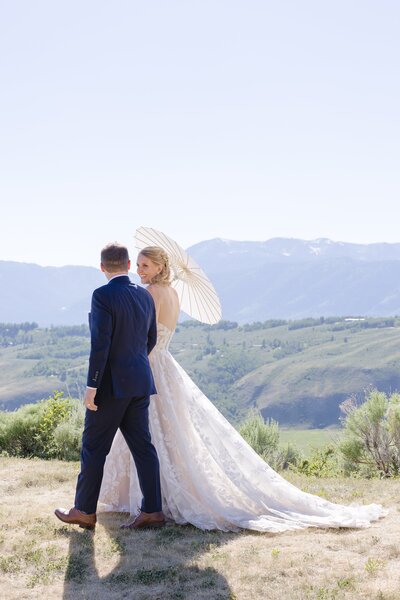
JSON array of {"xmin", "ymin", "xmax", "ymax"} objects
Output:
[{"xmin": 98, "ymin": 323, "xmax": 386, "ymax": 532}]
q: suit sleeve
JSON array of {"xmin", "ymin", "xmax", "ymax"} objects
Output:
[
  {"xmin": 147, "ymin": 297, "xmax": 157, "ymax": 355},
  {"xmin": 87, "ymin": 289, "xmax": 113, "ymax": 388}
]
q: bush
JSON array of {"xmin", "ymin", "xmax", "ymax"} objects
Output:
[
  {"xmin": 0, "ymin": 391, "xmax": 84, "ymax": 460},
  {"xmin": 52, "ymin": 403, "xmax": 85, "ymax": 460},
  {"xmin": 293, "ymin": 445, "xmax": 343, "ymax": 478},
  {"xmin": 238, "ymin": 412, "xmax": 299, "ymax": 471},
  {"xmin": 0, "ymin": 403, "xmax": 44, "ymax": 457},
  {"xmin": 339, "ymin": 389, "xmax": 400, "ymax": 477},
  {"xmin": 239, "ymin": 412, "xmax": 279, "ymax": 456}
]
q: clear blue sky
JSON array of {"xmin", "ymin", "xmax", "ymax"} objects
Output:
[{"xmin": 1, "ymin": 1, "xmax": 399, "ymax": 266}]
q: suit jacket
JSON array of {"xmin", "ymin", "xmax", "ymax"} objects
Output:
[{"xmin": 87, "ymin": 276, "xmax": 157, "ymax": 398}]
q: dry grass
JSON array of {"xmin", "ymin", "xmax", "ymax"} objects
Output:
[{"xmin": 1, "ymin": 457, "xmax": 400, "ymax": 599}]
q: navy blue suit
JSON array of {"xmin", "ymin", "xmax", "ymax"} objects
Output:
[{"xmin": 74, "ymin": 275, "xmax": 161, "ymax": 514}]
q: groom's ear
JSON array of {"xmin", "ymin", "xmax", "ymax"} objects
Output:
[
  {"xmin": 100, "ymin": 263, "xmax": 106, "ymax": 273},
  {"xmin": 127, "ymin": 259, "xmax": 131, "ymax": 271}
]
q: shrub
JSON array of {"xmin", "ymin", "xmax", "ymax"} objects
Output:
[
  {"xmin": 37, "ymin": 391, "xmax": 75, "ymax": 457},
  {"xmin": 52, "ymin": 403, "xmax": 85, "ymax": 460},
  {"xmin": 293, "ymin": 445, "xmax": 343, "ymax": 477},
  {"xmin": 239, "ymin": 412, "xmax": 280, "ymax": 456},
  {"xmin": 0, "ymin": 402, "xmax": 44, "ymax": 457},
  {"xmin": 0, "ymin": 391, "xmax": 84, "ymax": 460},
  {"xmin": 339, "ymin": 389, "xmax": 400, "ymax": 477},
  {"xmin": 238, "ymin": 412, "xmax": 299, "ymax": 471}
]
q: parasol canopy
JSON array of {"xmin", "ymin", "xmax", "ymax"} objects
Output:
[{"xmin": 135, "ymin": 226, "xmax": 222, "ymax": 325}]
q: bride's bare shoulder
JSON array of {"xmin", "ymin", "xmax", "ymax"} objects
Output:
[
  {"xmin": 148, "ymin": 283, "xmax": 165, "ymax": 292},
  {"xmin": 147, "ymin": 283, "xmax": 172, "ymax": 299}
]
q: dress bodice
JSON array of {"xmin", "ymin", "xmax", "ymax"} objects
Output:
[{"xmin": 155, "ymin": 322, "xmax": 174, "ymax": 350}]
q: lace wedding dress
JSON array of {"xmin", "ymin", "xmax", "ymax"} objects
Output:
[{"xmin": 98, "ymin": 323, "xmax": 386, "ymax": 532}]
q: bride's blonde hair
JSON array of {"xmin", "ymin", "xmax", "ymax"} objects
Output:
[{"xmin": 139, "ymin": 246, "xmax": 171, "ymax": 286}]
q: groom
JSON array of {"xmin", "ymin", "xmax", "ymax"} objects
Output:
[{"xmin": 55, "ymin": 242, "xmax": 164, "ymax": 530}]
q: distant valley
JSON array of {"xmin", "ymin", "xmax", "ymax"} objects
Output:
[{"xmin": 1, "ymin": 316, "xmax": 399, "ymax": 427}]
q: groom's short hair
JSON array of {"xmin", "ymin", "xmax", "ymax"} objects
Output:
[{"xmin": 101, "ymin": 243, "xmax": 130, "ymax": 272}]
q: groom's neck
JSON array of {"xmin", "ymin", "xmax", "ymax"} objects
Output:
[{"xmin": 105, "ymin": 271, "xmax": 129, "ymax": 281}]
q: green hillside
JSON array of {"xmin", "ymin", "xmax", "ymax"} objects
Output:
[
  {"xmin": 232, "ymin": 323, "xmax": 400, "ymax": 426},
  {"xmin": 0, "ymin": 324, "xmax": 89, "ymax": 409},
  {"xmin": 1, "ymin": 318, "xmax": 400, "ymax": 427}
]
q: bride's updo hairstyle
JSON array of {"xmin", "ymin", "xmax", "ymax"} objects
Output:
[{"xmin": 139, "ymin": 246, "xmax": 171, "ymax": 286}]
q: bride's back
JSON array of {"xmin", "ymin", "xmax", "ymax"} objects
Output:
[{"xmin": 148, "ymin": 284, "xmax": 180, "ymax": 332}]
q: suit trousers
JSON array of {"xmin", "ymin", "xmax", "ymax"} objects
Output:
[{"xmin": 74, "ymin": 394, "xmax": 162, "ymax": 514}]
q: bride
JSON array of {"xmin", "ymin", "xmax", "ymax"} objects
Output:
[{"xmin": 99, "ymin": 246, "xmax": 386, "ymax": 533}]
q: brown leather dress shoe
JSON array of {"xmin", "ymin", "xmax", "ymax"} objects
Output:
[
  {"xmin": 54, "ymin": 507, "xmax": 96, "ymax": 530},
  {"xmin": 120, "ymin": 510, "xmax": 165, "ymax": 530}
]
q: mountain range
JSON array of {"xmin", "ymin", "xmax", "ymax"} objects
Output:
[{"xmin": 2, "ymin": 237, "xmax": 400, "ymax": 325}]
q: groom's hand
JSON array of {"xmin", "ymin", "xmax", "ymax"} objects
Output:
[{"xmin": 84, "ymin": 387, "xmax": 98, "ymax": 411}]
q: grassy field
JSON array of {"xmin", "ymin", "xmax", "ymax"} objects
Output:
[
  {"xmin": 1, "ymin": 457, "xmax": 399, "ymax": 599},
  {"xmin": 279, "ymin": 428, "xmax": 342, "ymax": 453}
]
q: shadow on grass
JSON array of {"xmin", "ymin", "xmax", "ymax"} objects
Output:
[{"xmin": 62, "ymin": 513, "xmax": 235, "ymax": 600}]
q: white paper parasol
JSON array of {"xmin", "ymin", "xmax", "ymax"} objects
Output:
[{"xmin": 134, "ymin": 226, "xmax": 222, "ymax": 325}]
